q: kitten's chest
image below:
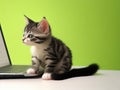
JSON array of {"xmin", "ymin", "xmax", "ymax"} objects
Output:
[{"xmin": 31, "ymin": 45, "xmax": 48, "ymax": 60}]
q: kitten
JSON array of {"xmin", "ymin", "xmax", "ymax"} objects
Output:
[{"xmin": 22, "ymin": 15, "xmax": 99, "ymax": 80}]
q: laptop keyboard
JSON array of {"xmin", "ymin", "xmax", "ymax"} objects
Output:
[{"xmin": 0, "ymin": 65, "xmax": 31, "ymax": 73}]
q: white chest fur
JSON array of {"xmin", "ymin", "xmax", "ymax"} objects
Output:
[
  {"xmin": 31, "ymin": 46, "xmax": 45, "ymax": 60},
  {"xmin": 30, "ymin": 40, "xmax": 50, "ymax": 60}
]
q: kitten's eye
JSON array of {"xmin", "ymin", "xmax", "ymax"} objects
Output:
[{"xmin": 28, "ymin": 34, "xmax": 34, "ymax": 38}]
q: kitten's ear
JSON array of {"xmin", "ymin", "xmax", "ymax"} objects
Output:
[
  {"xmin": 24, "ymin": 15, "xmax": 34, "ymax": 25},
  {"xmin": 37, "ymin": 17, "xmax": 50, "ymax": 34}
]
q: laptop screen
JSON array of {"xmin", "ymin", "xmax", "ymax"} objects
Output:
[{"xmin": 0, "ymin": 26, "xmax": 10, "ymax": 67}]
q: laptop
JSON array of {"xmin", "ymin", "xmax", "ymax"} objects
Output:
[{"xmin": 0, "ymin": 25, "xmax": 42, "ymax": 79}]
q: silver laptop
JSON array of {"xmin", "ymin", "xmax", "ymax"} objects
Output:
[{"xmin": 0, "ymin": 25, "xmax": 41, "ymax": 79}]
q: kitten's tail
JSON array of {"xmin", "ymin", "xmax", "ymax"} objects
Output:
[{"xmin": 51, "ymin": 64, "xmax": 99, "ymax": 80}]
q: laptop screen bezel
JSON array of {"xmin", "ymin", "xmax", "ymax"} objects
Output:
[{"xmin": 0, "ymin": 24, "xmax": 12, "ymax": 66}]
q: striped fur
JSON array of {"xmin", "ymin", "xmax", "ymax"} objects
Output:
[{"xmin": 22, "ymin": 16, "xmax": 99, "ymax": 80}]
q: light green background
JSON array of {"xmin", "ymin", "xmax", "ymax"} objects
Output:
[{"xmin": 0, "ymin": 0, "xmax": 120, "ymax": 70}]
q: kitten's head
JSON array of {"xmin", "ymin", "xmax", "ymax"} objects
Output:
[{"xmin": 22, "ymin": 15, "xmax": 51, "ymax": 46}]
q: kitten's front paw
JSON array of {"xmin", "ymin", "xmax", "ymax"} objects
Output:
[
  {"xmin": 26, "ymin": 68, "xmax": 36, "ymax": 74},
  {"xmin": 42, "ymin": 73, "xmax": 52, "ymax": 80}
]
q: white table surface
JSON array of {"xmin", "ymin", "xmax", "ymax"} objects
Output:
[{"xmin": 0, "ymin": 70, "xmax": 120, "ymax": 90}]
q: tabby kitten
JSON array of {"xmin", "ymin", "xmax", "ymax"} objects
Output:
[{"xmin": 22, "ymin": 16, "xmax": 99, "ymax": 80}]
